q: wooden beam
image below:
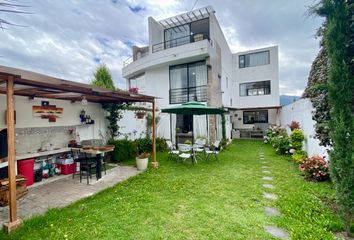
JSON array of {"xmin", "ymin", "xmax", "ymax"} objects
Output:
[
  {"xmin": 3, "ymin": 75, "xmax": 22, "ymax": 232},
  {"xmin": 151, "ymin": 99, "xmax": 158, "ymax": 169}
]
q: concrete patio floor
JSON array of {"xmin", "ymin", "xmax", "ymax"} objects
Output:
[{"xmin": 0, "ymin": 165, "xmax": 140, "ymax": 228}]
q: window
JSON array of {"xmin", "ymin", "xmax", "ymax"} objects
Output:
[
  {"xmin": 129, "ymin": 74, "xmax": 146, "ymax": 93},
  {"xmin": 243, "ymin": 110, "xmax": 268, "ymax": 124},
  {"xmin": 240, "ymin": 80, "xmax": 270, "ymax": 96},
  {"xmin": 169, "ymin": 61, "xmax": 207, "ymax": 104},
  {"xmin": 239, "ymin": 51, "xmax": 270, "ymax": 68},
  {"xmin": 162, "ymin": 18, "xmax": 210, "ymax": 51}
]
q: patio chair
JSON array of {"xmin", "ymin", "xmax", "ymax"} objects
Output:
[
  {"xmin": 166, "ymin": 140, "xmax": 179, "ymax": 161},
  {"xmin": 193, "ymin": 138, "xmax": 207, "ymax": 161},
  {"xmin": 178, "ymin": 144, "xmax": 196, "ymax": 165},
  {"xmin": 205, "ymin": 140, "xmax": 220, "ymax": 161},
  {"xmin": 78, "ymin": 151, "xmax": 97, "ymax": 185}
]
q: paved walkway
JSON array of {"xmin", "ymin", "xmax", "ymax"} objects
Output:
[{"xmin": 0, "ymin": 165, "xmax": 140, "ymax": 227}]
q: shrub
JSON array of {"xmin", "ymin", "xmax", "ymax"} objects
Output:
[
  {"xmin": 156, "ymin": 137, "xmax": 167, "ymax": 152},
  {"xmin": 299, "ymin": 155, "xmax": 329, "ymax": 181},
  {"xmin": 273, "ymin": 134, "xmax": 291, "ymax": 155},
  {"xmin": 135, "ymin": 138, "xmax": 152, "ymax": 154},
  {"xmin": 287, "ymin": 121, "xmax": 300, "ymax": 130},
  {"xmin": 290, "ymin": 129, "xmax": 305, "ymax": 150},
  {"xmin": 291, "ymin": 150, "xmax": 308, "ymax": 163},
  {"xmin": 108, "ymin": 139, "xmax": 137, "ymax": 162}
]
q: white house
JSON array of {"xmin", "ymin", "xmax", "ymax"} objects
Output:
[{"xmin": 122, "ymin": 6, "xmax": 280, "ymax": 143}]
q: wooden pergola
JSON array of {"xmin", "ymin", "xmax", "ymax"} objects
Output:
[{"xmin": 0, "ymin": 65, "xmax": 158, "ymax": 232}]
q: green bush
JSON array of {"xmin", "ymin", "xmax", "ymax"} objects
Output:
[
  {"xmin": 135, "ymin": 138, "xmax": 152, "ymax": 154},
  {"xmin": 156, "ymin": 137, "xmax": 167, "ymax": 152},
  {"xmin": 291, "ymin": 150, "xmax": 308, "ymax": 163},
  {"xmin": 108, "ymin": 139, "xmax": 137, "ymax": 162},
  {"xmin": 290, "ymin": 129, "xmax": 305, "ymax": 150},
  {"xmin": 273, "ymin": 134, "xmax": 291, "ymax": 155}
]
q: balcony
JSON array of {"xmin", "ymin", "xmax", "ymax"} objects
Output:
[
  {"xmin": 152, "ymin": 33, "xmax": 210, "ymax": 53},
  {"xmin": 169, "ymin": 85, "xmax": 207, "ymax": 104}
]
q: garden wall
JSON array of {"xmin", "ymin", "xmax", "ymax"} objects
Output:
[{"xmin": 279, "ymin": 98, "xmax": 329, "ymax": 159}]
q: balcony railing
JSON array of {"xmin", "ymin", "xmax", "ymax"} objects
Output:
[
  {"xmin": 152, "ymin": 33, "xmax": 209, "ymax": 53},
  {"xmin": 169, "ymin": 85, "xmax": 207, "ymax": 104}
]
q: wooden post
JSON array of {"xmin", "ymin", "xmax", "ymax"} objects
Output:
[
  {"xmin": 4, "ymin": 75, "xmax": 22, "ymax": 232},
  {"xmin": 151, "ymin": 100, "xmax": 158, "ymax": 169}
]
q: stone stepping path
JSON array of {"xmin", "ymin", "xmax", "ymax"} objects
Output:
[
  {"xmin": 263, "ymin": 192, "xmax": 278, "ymax": 200},
  {"xmin": 263, "ymin": 184, "xmax": 275, "ymax": 189},
  {"xmin": 264, "ymin": 226, "xmax": 289, "ymax": 239},
  {"xmin": 259, "ymin": 155, "xmax": 289, "ymax": 239},
  {"xmin": 265, "ymin": 207, "xmax": 281, "ymax": 216}
]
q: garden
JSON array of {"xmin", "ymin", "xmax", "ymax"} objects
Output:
[{"xmin": 0, "ymin": 140, "xmax": 346, "ymax": 239}]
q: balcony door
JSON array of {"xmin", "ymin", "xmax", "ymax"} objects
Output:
[
  {"xmin": 164, "ymin": 24, "xmax": 190, "ymax": 49},
  {"xmin": 169, "ymin": 61, "xmax": 207, "ymax": 104}
]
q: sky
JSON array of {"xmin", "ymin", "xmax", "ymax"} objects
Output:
[{"xmin": 0, "ymin": 0, "xmax": 324, "ymax": 96}]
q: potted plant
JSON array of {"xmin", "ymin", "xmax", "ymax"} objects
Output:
[{"xmin": 136, "ymin": 152, "xmax": 149, "ymax": 171}]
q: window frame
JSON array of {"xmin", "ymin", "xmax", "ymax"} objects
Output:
[
  {"xmin": 243, "ymin": 110, "xmax": 269, "ymax": 124},
  {"xmin": 169, "ymin": 60, "xmax": 208, "ymax": 104},
  {"xmin": 239, "ymin": 80, "xmax": 271, "ymax": 97},
  {"xmin": 239, "ymin": 50, "xmax": 270, "ymax": 68}
]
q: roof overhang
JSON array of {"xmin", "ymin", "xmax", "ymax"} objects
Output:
[
  {"xmin": 228, "ymin": 106, "xmax": 282, "ymax": 111},
  {"xmin": 158, "ymin": 6, "xmax": 215, "ymax": 29},
  {"xmin": 0, "ymin": 65, "xmax": 155, "ymax": 103}
]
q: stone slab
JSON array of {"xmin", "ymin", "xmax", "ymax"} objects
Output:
[
  {"xmin": 263, "ymin": 184, "xmax": 275, "ymax": 189},
  {"xmin": 265, "ymin": 207, "xmax": 281, "ymax": 216},
  {"xmin": 264, "ymin": 226, "xmax": 289, "ymax": 239},
  {"xmin": 263, "ymin": 193, "xmax": 278, "ymax": 200},
  {"xmin": 262, "ymin": 176, "xmax": 273, "ymax": 181}
]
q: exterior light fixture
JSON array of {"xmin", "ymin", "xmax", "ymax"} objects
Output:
[{"xmin": 81, "ymin": 96, "xmax": 88, "ymax": 106}]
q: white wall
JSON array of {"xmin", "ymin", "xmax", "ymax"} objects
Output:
[
  {"xmin": 280, "ymin": 98, "xmax": 329, "ymax": 158},
  {"xmin": 232, "ymin": 109, "xmax": 278, "ymax": 129},
  {"xmin": 0, "ymin": 95, "xmax": 107, "ymax": 154},
  {"xmin": 233, "ymin": 46, "xmax": 279, "ymax": 108},
  {"xmin": 209, "ymin": 13, "xmax": 234, "ymax": 108}
]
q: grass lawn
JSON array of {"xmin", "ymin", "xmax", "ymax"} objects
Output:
[{"xmin": 0, "ymin": 140, "xmax": 342, "ymax": 239}]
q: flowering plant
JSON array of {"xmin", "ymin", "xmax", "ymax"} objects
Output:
[
  {"xmin": 299, "ymin": 155, "xmax": 329, "ymax": 181},
  {"xmin": 128, "ymin": 87, "xmax": 139, "ymax": 94},
  {"xmin": 287, "ymin": 121, "xmax": 300, "ymax": 130}
]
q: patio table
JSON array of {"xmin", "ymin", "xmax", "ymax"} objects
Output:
[{"xmin": 79, "ymin": 147, "xmax": 114, "ymax": 180}]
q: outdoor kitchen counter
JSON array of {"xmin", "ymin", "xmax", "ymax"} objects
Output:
[{"xmin": 0, "ymin": 148, "xmax": 72, "ymax": 168}]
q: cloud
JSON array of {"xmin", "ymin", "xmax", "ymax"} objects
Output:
[{"xmin": 0, "ymin": 0, "xmax": 324, "ymax": 95}]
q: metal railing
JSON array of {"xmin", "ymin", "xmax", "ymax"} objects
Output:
[
  {"xmin": 169, "ymin": 85, "xmax": 207, "ymax": 104},
  {"xmin": 123, "ymin": 56, "xmax": 133, "ymax": 67},
  {"xmin": 152, "ymin": 33, "xmax": 209, "ymax": 53}
]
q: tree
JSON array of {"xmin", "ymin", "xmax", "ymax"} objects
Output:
[
  {"xmin": 91, "ymin": 64, "xmax": 128, "ymax": 140},
  {"xmin": 91, "ymin": 64, "xmax": 115, "ymax": 90},
  {"xmin": 312, "ymin": 0, "xmax": 354, "ymax": 236}
]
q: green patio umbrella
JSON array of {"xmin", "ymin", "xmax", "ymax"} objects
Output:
[{"xmin": 161, "ymin": 101, "xmax": 227, "ymax": 115}]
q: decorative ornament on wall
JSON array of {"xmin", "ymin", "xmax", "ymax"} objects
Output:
[{"xmin": 32, "ymin": 102, "xmax": 63, "ymax": 123}]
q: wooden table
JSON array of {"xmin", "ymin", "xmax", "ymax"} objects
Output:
[{"xmin": 79, "ymin": 147, "xmax": 114, "ymax": 180}]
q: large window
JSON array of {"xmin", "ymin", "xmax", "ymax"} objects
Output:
[
  {"xmin": 169, "ymin": 61, "xmax": 207, "ymax": 104},
  {"xmin": 240, "ymin": 80, "xmax": 271, "ymax": 96},
  {"xmin": 243, "ymin": 110, "xmax": 268, "ymax": 124},
  {"xmin": 128, "ymin": 74, "xmax": 146, "ymax": 93},
  {"xmin": 155, "ymin": 18, "xmax": 210, "ymax": 52},
  {"xmin": 239, "ymin": 51, "xmax": 270, "ymax": 68}
]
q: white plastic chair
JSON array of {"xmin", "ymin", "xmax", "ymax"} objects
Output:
[
  {"xmin": 205, "ymin": 140, "xmax": 220, "ymax": 161},
  {"xmin": 178, "ymin": 144, "xmax": 196, "ymax": 165},
  {"xmin": 166, "ymin": 140, "xmax": 179, "ymax": 160}
]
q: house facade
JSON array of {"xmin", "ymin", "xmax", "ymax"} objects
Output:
[{"xmin": 122, "ymin": 6, "xmax": 280, "ymax": 143}]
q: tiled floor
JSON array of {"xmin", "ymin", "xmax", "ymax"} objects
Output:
[{"xmin": 0, "ymin": 165, "xmax": 140, "ymax": 227}]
